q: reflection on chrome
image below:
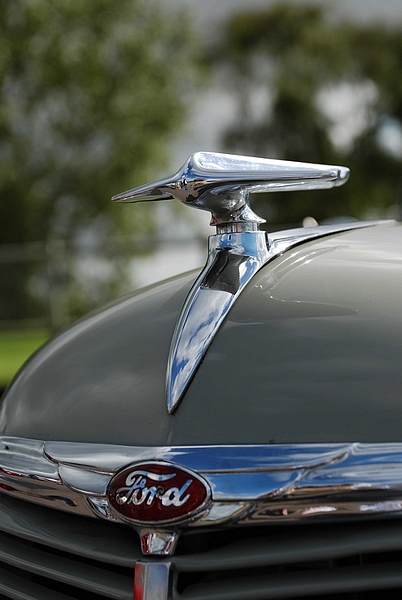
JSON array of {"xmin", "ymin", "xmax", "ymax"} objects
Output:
[
  {"xmin": 87, "ymin": 496, "xmax": 116, "ymax": 520},
  {"xmin": 134, "ymin": 562, "xmax": 171, "ymax": 600},
  {"xmin": 139, "ymin": 530, "xmax": 179, "ymax": 556},
  {"xmin": 196, "ymin": 502, "xmax": 248, "ymax": 525},
  {"xmin": 302, "ymin": 506, "xmax": 337, "ymax": 516},
  {"xmin": 112, "ymin": 152, "xmax": 350, "ymax": 228},
  {"xmin": 360, "ymin": 501, "xmax": 402, "ymax": 513},
  {"xmin": 3, "ymin": 436, "xmax": 402, "ymax": 554},
  {"xmin": 166, "ymin": 230, "xmax": 270, "ymax": 412}
]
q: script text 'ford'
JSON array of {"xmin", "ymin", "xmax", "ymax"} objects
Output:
[{"xmin": 108, "ymin": 462, "xmax": 210, "ymax": 524}]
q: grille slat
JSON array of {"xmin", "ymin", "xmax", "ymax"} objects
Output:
[
  {"xmin": 4, "ymin": 491, "xmax": 402, "ymax": 599},
  {"xmin": 0, "ymin": 494, "xmax": 140, "ymax": 567},
  {"xmin": 175, "ymin": 519, "xmax": 402, "ymax": 572},
  {"xmin": 0, "ymin": 494, "xmax": 137, "ymax": 599},
  {"xmin": 0, "ymin": 564, "xmax": 73, "ymax": 600},
  {"xmin": 176, "ymin": 561, "xmax": 402, "ymax": 600},
  {"xmin": 0, "ymin": 532, "xmax": 132, "ymax": 599},
  {"xmin": 174, "ymin": 520, "xmax": 402, "ymax": 599}
]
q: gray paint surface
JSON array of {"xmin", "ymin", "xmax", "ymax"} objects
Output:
[{"xmin": 1, "ymin": 223, "xmax": 402, "ymax": 445}]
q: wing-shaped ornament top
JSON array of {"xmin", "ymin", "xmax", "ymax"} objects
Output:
[
  {"xmin": 112, "ymin": 152, "xmax": 351, "ymax": 412},
  {"xmin": 112, "ymin": 151, "xmax": 349, "ymax": 229}
]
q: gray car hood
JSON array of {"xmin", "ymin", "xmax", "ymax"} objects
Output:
[{"xmin": 1, "ymin": 222, "xmax": 402, "ymax": 445}]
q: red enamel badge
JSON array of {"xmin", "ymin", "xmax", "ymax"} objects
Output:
[{"xmin": 108, "ymin": 461, "xmax": 210, "ymax": 524}]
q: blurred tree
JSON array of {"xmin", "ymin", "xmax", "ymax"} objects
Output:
[
  {"xmin": 216, "ymin": 3, "xmax": 402, "ymax": 225},
  {"xmin": 0, "ymin": 0, "xmax": 202, "ymax": 324}
]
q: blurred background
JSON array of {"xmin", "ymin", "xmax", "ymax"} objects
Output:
[{"xmin": 1, "ymin": 0, "xmax": 402, "ymax": 389}]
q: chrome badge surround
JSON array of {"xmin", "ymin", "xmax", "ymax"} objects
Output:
[
  {"xmin": 112, "ymin": 151, "xmax": 358, "ymax": 412},
  {"xmin": 107, "ymin": 460, "xmax": 212, "ymax": 526}
]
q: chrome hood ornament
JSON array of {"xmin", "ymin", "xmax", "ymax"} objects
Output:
[
  {"xmin": 112, "ymin": 151, "xmax": 349, "ymax": 231},
  {"xmin": 113, "ymin": 152, "xmax": 351, "ymax": 412}
]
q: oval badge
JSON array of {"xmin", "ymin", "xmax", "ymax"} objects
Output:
[{"xmin": 108, "ymin": 461, "xmax": 211, "ymax": 524}]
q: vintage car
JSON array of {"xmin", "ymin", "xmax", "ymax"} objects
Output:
[{"xmin": 0, "ymin": 152, "xmax": 402, "ymax": 600}]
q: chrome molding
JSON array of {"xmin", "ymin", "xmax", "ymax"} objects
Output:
[
  {"xmin": 3, "ymin": 436, "xmax": 402, "ymax": 555},
  {"xmin": 134, "ymin": 562, "xmax": 171, "ymax": 600},
  {"xmin": 166, "ymin": 229, "xmax": 269, "ymax": 412}
]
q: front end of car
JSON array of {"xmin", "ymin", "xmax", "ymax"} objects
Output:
[{"xmin": 1, "ymin": 152, "xmax": 402, "ymax": 600}]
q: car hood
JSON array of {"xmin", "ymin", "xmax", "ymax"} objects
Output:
[{"xmin": 1, "ymin": 222, "xmax": 402, "ymax": 446}]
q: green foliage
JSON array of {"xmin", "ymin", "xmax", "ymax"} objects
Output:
[
  {"xmin": 0, "ymin": 0, "xmax": 200, "ymax": 242},
  {"xmin": 0, "ymin": 0, "xmax": 202, "ymax": 323},
  {"xmin": 217, "ymin": 4, "xmax": 402, "ymax": 224},
  {"xmin": 0, "ymin": 329, "xmax": 50, "ymax": 387}
]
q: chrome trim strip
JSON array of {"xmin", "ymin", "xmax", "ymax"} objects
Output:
[
  {"xmin": 58, "ymin": 465, "xmax": 110, "ymax": 495},
  {"xmin": 166, "ymin": 230, "xmax": 270, "ymax": 412},
  {"xmin": 0, "ymin": 438, "xmax": 58, "ymax": 481},
  {"xmin": 44, "ymin": 439, "xmax": 349, "ymax": 471},
  {"xmin": 3, "ymin": 437, "xmax": 402, "ymax": 532},
  {"xmin": 134, "ymin": 562, "xmax": 171, "ymax": 600}
]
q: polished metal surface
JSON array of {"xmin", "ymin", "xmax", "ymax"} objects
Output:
[
  {"xmin": 167, "ymin": 229, "xmax": 269, "ymax": 412},
  {"xmin": 112, "ymin": 151, "xmax": 349, "ymax": 229},
  {"xmin": 139, "ymin": 530, "xmax": 179, "ymax": 555},
  {"xmin": 134, "ymin": 562, "xmax": 171, "ymax": 600},
  {"xmin": 3, "ymin": 435, "xmax": 402, "ymax": 555}
]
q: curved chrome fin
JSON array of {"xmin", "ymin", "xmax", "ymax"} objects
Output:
[
  {"xmin": 167, "ymin": 230, "xmax": 270, "ymax": 413},
  {"xmin": 112, "ymin": 152, "xmax": 352, "ymax": 413}
]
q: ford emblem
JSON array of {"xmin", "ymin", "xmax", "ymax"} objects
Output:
[{"xmin": 108, "ymin": 461, "xmax": 211, "ymax": 524}]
